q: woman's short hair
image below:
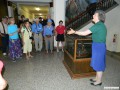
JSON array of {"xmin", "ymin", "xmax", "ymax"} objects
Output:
[
  {"xmin": 59, "ymin": 20, "xmax": 63, "ymax": 24},
  {"xmin": 95, "ymin": 10, "xmax": 106, "ymax": 23},
  {"xmin": 8, "ymin": 17, "xmax": 14, "ymax": 24},
  {"xmin": 21, "ymin": 15, "xmax": 25, "ymax": 18},
  {"xmin": 34, "ymin": 18, "xmax": 39, "ymax": 21},
  {"xmin": 23, "ymin": 20, "xmax": 29, "ymax": 24},
  {"xmin": 2, "ymin": 16, "xmax": 8, "ymax": 21},
  {"xmin": 23, "ymin": 20, "xmax": 29, "ymax": 27}
]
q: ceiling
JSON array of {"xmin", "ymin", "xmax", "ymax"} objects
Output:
[
  {"xmin": 8, "ymin": 0, "xmax": 52, "ymax": 18},
  {"xmin": 19, "ymin": 4, "xmax": 49, "ymax": 17},
  {"xmin": 8, "ymin": 0, "xmax": 53, "ymax": 3}
]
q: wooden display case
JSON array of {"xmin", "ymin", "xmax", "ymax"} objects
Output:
[{"xmin": 63, "ymin": 34, "xmax": 95, "ymax": 79}]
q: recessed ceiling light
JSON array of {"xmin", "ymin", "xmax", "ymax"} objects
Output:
[
  {"xmin": 35, "ymin": 7, "xmax": 40, "ymax": 11},
  {"xmin": 39, "ymin": 13, "xmax": 42, "ymax": 15}
]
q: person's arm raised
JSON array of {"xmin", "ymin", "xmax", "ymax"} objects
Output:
[
  {"xmin": 67, "ymin": 28, "xmax": 92, "ymax": 36},
  {"xmin": 9, "ymin": 30, "xmax": 18, "ymax": 36}
]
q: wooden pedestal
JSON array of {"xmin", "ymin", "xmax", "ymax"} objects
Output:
[{"xmin": 63, "ymin": 50, "xmax": 95, "ymax": 79}]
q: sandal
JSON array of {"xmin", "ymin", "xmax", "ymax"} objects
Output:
[
  {"xmin": 26, "ymin": 56, "xmax": 29, "ymax": 60},
  {"xmin": 29, "ymin": 55, "xmax": 33, "ymax": 58}
]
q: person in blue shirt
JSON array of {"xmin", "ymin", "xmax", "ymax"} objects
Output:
[
  {"xmin": 43, "ymin": 14, "xmax": 55, "ymax": 27},
  {"xmin": 31, "ymin": 18, "xmax": 43, "ymax": 52},
  {"xmin": 7, "ymin": 17, "xmax": 22, "ymax": 62},
  {"xmin": 43, "ymin": 19, "xmax": 54, "ymax": 53}
]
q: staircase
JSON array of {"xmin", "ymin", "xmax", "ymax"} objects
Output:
[{"xmin": 65, "ymin": 0, "xmax": 118, "ymax": 30}]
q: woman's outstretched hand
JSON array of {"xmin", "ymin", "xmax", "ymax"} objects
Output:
[{"xmin": 67, "ymin": 28, "xmax": 75, "ymax": 34}]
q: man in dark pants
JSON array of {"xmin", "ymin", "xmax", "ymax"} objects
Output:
[
  {"xmin": 18, "ymin": 15, "xmax": 25, "ymax": 28},
  {"xmin": 0, "ymin": 16, "xmax": 9, "ymax": 56},
  {"xmin": 43, "ymin": 14, "xmax": 55, "ymax": 27},
  {"xmin": 42, "ymin": 15, "xmax": 55, "ymax": 50},
  {"xmin": 39, "ymin": 17, "xmax": 44, "ymax": 26}
]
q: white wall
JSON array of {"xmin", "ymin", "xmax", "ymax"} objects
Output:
[
  {"xmin": 53, "ymin": 0, "xmax": 66, "ymax": 26},
  {"xmin": 79, "ymin": 5, "xmax": 120, "ymax": 52},
  {"xmin": 53, "ymin": 0, "xmax": 66, "ymax": 48},
  {"xmin": 106, "ymin": 5, "xmax": 120, "ymax": 52},
  {"xmin": 49, "ymin": 7, "xmax": 54, "ymax": 20},
  {"xmin": 19, "ymin": 7, "xmax": 34, "ymax": 19},
  {"xmin": 115, "ymin": 0, "xmax": 120, "ymax": 4},
  {"xmin": 8, "ymin": 6, "xmax": 14, "ymax": 17}
]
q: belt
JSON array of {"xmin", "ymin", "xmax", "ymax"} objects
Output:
[
  {"xmin": 58, "ymin": 34, "xmax": 64, "ymax": 35},
  {"xmin": 36, "ymin": 33, "xmax": 41, "ymax": 34},
  {"xmin": 46, "ymin": 35, "xmax": 52, "ymax": 38},
  {"xmin": 35, "ymin": 33, "xmax": 41, "ymax": 35},
  {"xmin": 11, "ymin": 39, "xmax": 17, "ymax": 40}
]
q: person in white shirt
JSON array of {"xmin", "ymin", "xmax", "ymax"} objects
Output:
[{"xmin": 0, "ymin": 16, "xmax": 9, "ymax": 56}]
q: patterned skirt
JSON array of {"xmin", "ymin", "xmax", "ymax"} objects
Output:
[{"xmin": 9, "ymin": 39, "xmax": 22, "ymax": 59}]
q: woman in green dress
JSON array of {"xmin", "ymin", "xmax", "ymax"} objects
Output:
[{"xmin": 67, "ymin": 10, "xmax": 107, "ymax": 86}]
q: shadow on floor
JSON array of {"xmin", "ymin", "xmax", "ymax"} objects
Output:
[{"xmin": 107, "ymin": 50, "xmax": 120, "ymax": 61}]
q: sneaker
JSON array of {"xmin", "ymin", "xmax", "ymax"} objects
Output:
[
  {"xmin": 16, "ymin": 57, "xmax": 22, "ymax": 60},
  {"xmin": 3, "ymin": 53, "xmax": 7, "ymax": 56},
  {"xmin": 12, "ymin": 59, "xmax": 16, "ymax": 62}
]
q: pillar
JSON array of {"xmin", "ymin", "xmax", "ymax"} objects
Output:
[
  {"xmin": 53, "ymin": 0, "xmax": 67, "ymax": 48},
  {"xmin": 53, "ymin": 0, "xmax": 66, "ymax": 26}
]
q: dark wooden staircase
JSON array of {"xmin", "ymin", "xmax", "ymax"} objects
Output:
[{"xmin": 65, "ymin": 0, "xmax": 118, "ymax": 30}]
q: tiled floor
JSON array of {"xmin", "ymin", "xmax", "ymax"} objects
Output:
[{"xmin": 0, "ymin": 51, "xmax": 120, "ymax": 90}]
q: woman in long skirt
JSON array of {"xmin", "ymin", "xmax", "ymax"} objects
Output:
[
  {"xmin": 8, "ymin": 17, "xmax": 22, "ymax": 62},
  {"xmin": 21, "ymin": 20, "xmax": 33, "ymax": 60}
]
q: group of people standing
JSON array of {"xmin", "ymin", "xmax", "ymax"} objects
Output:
[
  {"xmin": 0, "ymin": 15, "xmax": 66, "ymax": 62},
  {"xmin": 0, "ymin": 9, "xmax": 107, "ymax": 88}
]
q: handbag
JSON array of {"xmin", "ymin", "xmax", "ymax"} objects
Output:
[
  {"xmin": 29, "ymin": 36, "xmax": 34, "ymax": 40},
  {"xmin": 25, "ymin": 27, "xmax": 34, "ymax": 40}
]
